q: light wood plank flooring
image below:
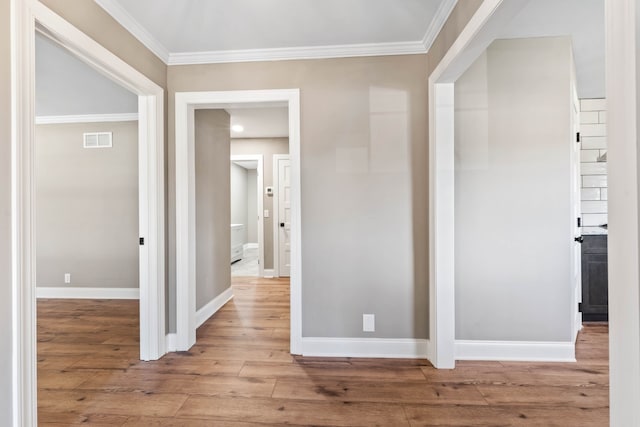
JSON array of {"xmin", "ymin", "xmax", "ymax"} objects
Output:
[{"xmin": 38, "ymin": 277, "xmax": 609, "ymax": 426}]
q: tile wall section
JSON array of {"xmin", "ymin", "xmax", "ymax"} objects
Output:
[{"xmin": 580, "ymin": 98, "xmax": 608, "ymax": 235}]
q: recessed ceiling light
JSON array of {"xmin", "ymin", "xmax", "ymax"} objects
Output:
[{"xmin": 232, "ymin": 124, "xmax": 244, "ymax": 132}]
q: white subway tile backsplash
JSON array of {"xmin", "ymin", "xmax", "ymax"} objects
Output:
[
  {"xmin": 581, "ymin": 162, "xmax": 607, "ymax": 175},
  {"xmin": 580, "ymin": 111, "xmax": 599, "ymax": 124},
  {"xmin": 581, "ymin": 188, "xmax": 601, "ymax": 201},
  {"xmin": 599, "ymin": 111, "xmax": 607, "ymax": 123},
  {"xmin": 583, "ymin": 213, "xmax": 608, "ymax": 227},
  {"xmin": 580, "ymin": 98, "xmax": 607, "ymax": 111},
  {"xmin": 581, "ymin": 150, "xmax": 600, "ymax": 163},
  {"xmin": 581, "ymin": 124, "xmax": 606, "ymax": 137},
  {"xmin": 582, "ymin": 136, "xmax": 607, "ymax": 150},
  {"xmin": 582, "ymin": 201, "xmax": 608, "ymax": 214},
  {"xmin": 583, "ymin": 175, "xmax": 607, "ymax": 188},
  {"xmin": 601, "ymin": 188, "xmax": 608, "ymax": 200}
]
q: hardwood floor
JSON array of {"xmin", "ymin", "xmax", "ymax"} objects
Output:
[{"xmin": 37, "ymin": 278, "xmax": 609, "ymax": 426}]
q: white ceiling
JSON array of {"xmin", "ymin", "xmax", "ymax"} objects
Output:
[
  {"xmin": 499, "ymin": 0, "xmax": 604, "ymax": 99},
  {"xmin": 95, "ymin": 0, "xmax": 455, "ymax": 64},
  {"xmin": 228, "ymin": 107, "xmax": 289, "ymax": 139}
]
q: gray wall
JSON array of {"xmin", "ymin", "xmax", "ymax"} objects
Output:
[
  {"xmin": 195, "ymin": 110, "xmax": 231, "ymax": 311},
  {"xmin": 0, "ymin": 0, "xmax": 13, "ymax": 419},
  {"xmin": 454, "ymin": 37, "xmax": 574, "ymax": 342},
  {"xmin": 35, "ymin": 122, "xmax": 139, "ymax": 288},
  {"xmin": 230, "ymin": 162, "xmax": 248, "ymax": 244},
  {"xmin": 230, "ymin": 138, "xmax": 289, "ymax": 270},
  {"xmin": 36, "ymin": 34, "xmax": 137, "ymax": 116},
  {"xmin": 247, "ymin": 169, "xmax": 258, "ymax": 243}
]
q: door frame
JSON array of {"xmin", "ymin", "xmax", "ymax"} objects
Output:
[
  {"xmin": 175, "ymin": 89, "xmax": 302, "ymax": 354},
  {"xmin": 230, "ymin": 154, "xmax": 265, "ymax": 278},
  {"xmin": 12, "ymin": 1, "xmax": 165, "ymax": 424},
  {"xmin": 272, "ymin": 154, "xmax": 290, "ymax": 278}
]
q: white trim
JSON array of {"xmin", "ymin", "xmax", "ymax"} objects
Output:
[
  {"xmin": 606, "ymin": 0, "xmax": 640, "ymax": 424},
  {"xmin": 231, "ymin": 154, "xmax": 264, "ymax": 278},
  {"xmin": 93, "ymin": 0, "xmax": 169, "ymax": 63},
  {"xmin": 263, "ymin": 269, "xmax": 275, "ymax": 279},
  {"xmin": 36, "ymin": 287, "xmax": 139, "ymax": 299},
  {"xmin": 455, "ymin": 340, "xmax": 576, "ymax": 362},
  {"xmin": 195, "ymin": 287, "xmax": 234, "ymax": 328},
  {"xmin": 301, "ymin": 338, "xmax": 429, "ymax": 359},
  {"xmin": 168, "ymin": 41, "xmax": 426, "ymax": 66},
  {"xmin": 272, "ymin": 154, "xmax": 290, "ymax": 278},
  {"xmin": 12, "ymin": 2, "xmax": 166, "ymax": 424},
  {"xmin": 422, "ymin": 0, "xmax": 459, "ymax": 51},
  {"xmin": 175, "ymin": 89, "xmax": 302, "ymax": 355},
  {"xmin": 165, "ymin": 333, "xmax": 177, "ymax": 352},
  {"xmin": 35, "ymin": 113, "xmax": 138, "ymax": 125}
]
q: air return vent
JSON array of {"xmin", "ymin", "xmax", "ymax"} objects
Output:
[{"xmin": 83, "ymin": 132, "xmax": 112, "ymax": 148}]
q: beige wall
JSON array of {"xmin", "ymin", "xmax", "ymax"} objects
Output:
[
  {"xmin": 195, "ymin": 110, "xmax": 231, "ymax": 310},
  {"xmin": 35, "ymin": 122, "xmax": 139, "ymax": 288},
  {"xmin": 454, "ymin": 38, "xmax": 574, "ymax": 342},
  {"xmin": 246, "ymin": 169, "xmax": 258, "ymax": 243},
  {"xmin": 169, "ymin": 56, "xmax": 429, "ymax": 338},
  {"xmin": 231, "ymin": 137, "xmax": 289, "ymax": 270},
  {"xmin": 0, "ymin": 0, "xmax": 13, "ymax": 419},
  {"xmin": 230, "ymin": 161, "xmax": 248, "ymax": 244}
]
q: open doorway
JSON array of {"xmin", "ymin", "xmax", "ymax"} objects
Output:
[
  {"xmin": 12, "ymin": 2, "xmax": 165, "ymax": 422},
  {"xmin": 175, "ymin": 90, "xmax": 301, "ymax": 354},
  {"xmin": 229, "ymin": 107, "xmax": 290, "ymax": 279},
  {"xmin": 428, "ymin": 0, "xmax": 606, "ymax": 368}
]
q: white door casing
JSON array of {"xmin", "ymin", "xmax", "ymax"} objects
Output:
[
  {"xmin": 275, "ymin": 155, "xmax": 291, "ymax": 277},
  {"xmin": 12, "ymin": 1, "xmax": 166, "ymax": 425},
  {"xmin": 175, "ymin": 90, "xmax": 302, "ymax": 356}
]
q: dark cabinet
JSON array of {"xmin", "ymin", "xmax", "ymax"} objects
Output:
[{"xmin": 581, "ymin": 235, "xmax": 608, "ymax": 321}]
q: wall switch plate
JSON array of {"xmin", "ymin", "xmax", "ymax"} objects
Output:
[
  {"xmin": 64, "ymin": 273, "xmax": 71, "ymax": 284},
  {"xmin": 363, "ymin": 314, "xmax": 375, "ymax": 332},
  {"xmin": 264, "ymin": 210, "xmax": 270, "ymax": 218}
]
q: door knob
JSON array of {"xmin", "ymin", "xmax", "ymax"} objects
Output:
[
  {"xmin": 280, "ymin": 222, "xmax": 285, "ymax": 227},
  {"xmin": 574, "ymin": 236, "xmax": 584, "ymax": 243}
]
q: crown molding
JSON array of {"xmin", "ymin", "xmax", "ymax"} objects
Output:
[
  {"xmin": 168, "ymin": 41, "xmax": 427, "ymax": 65},
  {"xmin": 35, "ymin": 113, "xmax": 139, "ymax": 124},
  {"xmin": 94, "ymin": 0, "xmax": 170, "ymax": 64},
  {"xmin": 422, "ymin": 0, "xmax": 459, "ymax": 50},
  {"xmin": 95, "ymin": 0, "xmax": 460, "ymax": 66}
]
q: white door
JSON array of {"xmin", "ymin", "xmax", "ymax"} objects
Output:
[
  {"xmin": 571, "ymin": 86, "xmax": 582, "ymax": 338},
  {"xmin": 277, "ymin": 157, "xmax": 291, "ymax": 277}
]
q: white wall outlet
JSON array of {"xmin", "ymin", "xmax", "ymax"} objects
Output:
[
  {"xmin": 64, "ymin": 273, "xmax": 71, "ymax": 284},
  {"xmin": 264, "ymin": 209, "xmax": 270, "ymax": 218},
  {"xmin": 363, "ymin": 314, "xmax": 375, "ymax": 332}
]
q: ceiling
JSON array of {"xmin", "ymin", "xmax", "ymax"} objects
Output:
[
  {"xmin": 95, "ymin": 0, "xmax": 456, "ymax": 64},
  {"xmin": 228, "ymin": 107, "xmax": 289, "ymax": 139},
  {"xmin": 499, "ymin": 0, "xmax": 604, "ymax": 99}
]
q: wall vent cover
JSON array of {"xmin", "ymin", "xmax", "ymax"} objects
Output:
[{"xmin": 83, "ymin": 132, "xmax": 113, "ymax": 148}]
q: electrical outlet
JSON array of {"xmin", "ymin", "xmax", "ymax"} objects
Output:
[
  {"xmin": 363, "ymin": 314, "xmax": 375, "ymax": 332},
  {"xmin": 64, "ymin": 273, "xmax": 71, "ymax": 284}
]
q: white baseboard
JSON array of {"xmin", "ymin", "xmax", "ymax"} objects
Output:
[
  {"xmin": 301, "ymin": 337, "xmax": 429, "ymax": 359},
  {"xmin": 165, "ymin": 333, "xmax": 177, "ymax": 352},
  {"xmin": 243, "ymin": 243, "xmax": 258, "ymax": 250},
  {"xmin": 455, "ymin": 340, "xmax": 576, "ymax": 362},
  {"xmin": 263, "ymin": 269, "xmax": 275, "ymax": 278},
  {"xmin": 36, "ymin": 287, "xmax": 139, "ymax": 299},
  {"xmin": 195, "ymin": 286, "xmax": 234, "ymax": 328}
]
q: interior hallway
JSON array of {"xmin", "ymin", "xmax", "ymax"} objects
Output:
[{"xmin": 37, "ymin": 278, "xmax": 608, "ymax": 426}]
